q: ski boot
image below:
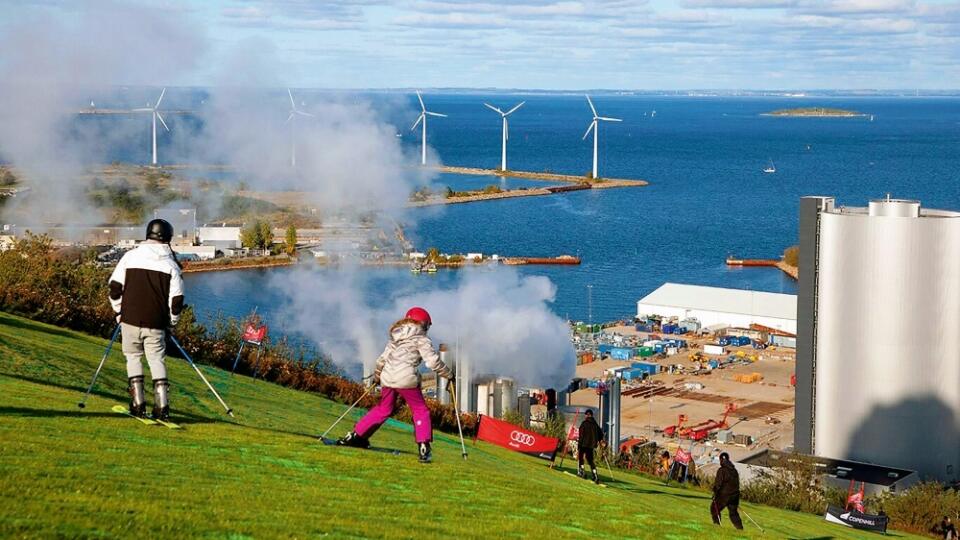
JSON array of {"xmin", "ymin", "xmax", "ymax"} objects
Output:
[
  {"xmin": 577, "ymin": 465, "xmax": 585, "ymax": 478},
  {"xmin": 592, "ymin": 469, "xmax": 600, "ymax": 484},
  {"xmin": 418, "ymin": 442, "xmax": 432, "ymax": 463},
  {"xmin": 152, "ymin": 378, "xmax": 170, "ymax": 421},
  {"xmin": 337, "ymin": 431, "xmax": 370, "ymax": 449},
  {"xmin": 128, "ymin": 376, "xmax": 147, "ymax": 418}
]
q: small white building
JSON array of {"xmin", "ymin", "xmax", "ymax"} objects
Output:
[
  {"xmin": 637, "ymin": 283, "xmax": 797, "ymax": 334},
  {"xmin": 198, "ymin": 226, "xmax": 242, "ymax": 249},
  {"xmin": 408, "ymin": 252, "xmax": 426, "ymax": 260},
  {"xmin": 0, "ymin": 235, "xmax": 14, "ymax": 252}
]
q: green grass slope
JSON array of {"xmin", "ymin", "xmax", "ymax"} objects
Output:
[{"xmin": 0, "ymin": 311, "xmax": 920, "ymax": 539}]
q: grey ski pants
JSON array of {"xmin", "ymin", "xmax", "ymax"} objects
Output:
[{"xmin": 121, "ymin": 323, "xmax": 167, "ymax": 379}]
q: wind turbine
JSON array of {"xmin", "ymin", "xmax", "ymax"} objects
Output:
[
  {"xmin": 132, "ymin": 88, "xmax": 169, "ymax": 166},
  {"xmin": 483, "ymin": 101, "xmax": 525, "ymax": 171},
  {"xmin": 285, "ymin": 89, "xmax": 314, "ymax": 168},
  {"xmin": 582, "ymin": 95, "xmax": 622, "ymax": 179},
  {"xmin": 411, "ymin": 91, "xmax": 447, "ymax": 165}
]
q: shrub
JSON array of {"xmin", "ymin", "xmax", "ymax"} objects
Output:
[
  {"xmin": 740, "ymin": 454, "xmax": 846, "ymax": 514},
  {"xmin": 872, "ymin": 482, "xmax": 960, "ymax": 536},
  {"xmin": 783, "ymin": 245, "xmax": 799, "ymax": 267}
]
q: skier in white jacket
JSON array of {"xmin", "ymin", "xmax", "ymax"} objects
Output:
[
  {"xmin": 108, "ymin": 219, "xmax": 183, "ymax": 420},
  {"xmin": 338, "ymin": 307, "xmax": 453, "ymax": 462}
]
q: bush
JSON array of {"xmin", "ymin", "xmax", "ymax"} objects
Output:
[
  {"xmin": 783, "ymin": 245, "xmax": 799, "ymax": 267},
  {"xmin": 740, "ymin": 454, "xmax": 846, "ymax": 514},
  {"xmin": 872, "ymin": 482, "xmax": 960, "ymax": 536}
]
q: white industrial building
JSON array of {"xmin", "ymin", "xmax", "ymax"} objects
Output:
[
  {"xmin": 795, "ymin": 196, "xmax": 960, "ymax": 483},
  {"xmin": 636, "ymin": 283, "xmax": 797, "ymax": 334},
  {"xmin": 198, "ymin": 226, "xmax": 242, "ymax": 249}
]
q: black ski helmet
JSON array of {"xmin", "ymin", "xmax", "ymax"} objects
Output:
[{"xmin": 145, "ymin": 219, "xmax": 174, "ymax": 243}]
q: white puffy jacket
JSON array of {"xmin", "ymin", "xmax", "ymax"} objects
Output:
[{"xmin": 374, "ymin": 319, "xmax": 453, "ymax": 389}]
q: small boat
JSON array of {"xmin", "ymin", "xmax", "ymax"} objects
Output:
[
  {"xmin": 763, "ymin": 159, "xmax": 776, "ymax": 174},
  {"xmin": 425, "ymin": 263, "xmax": 438, "ymax": 273},
  {"xmin": 651, "ymin": 110, "xmax": 657, "ymax": 118}
]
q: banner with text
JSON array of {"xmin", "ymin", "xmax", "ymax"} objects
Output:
[
  {"xmin": 476, "ymin": 415, "xmax": 559, "ymax": 462},
  {"xmin": 824, "ymin": 505, "xmax": 888, "ymax": 533}
]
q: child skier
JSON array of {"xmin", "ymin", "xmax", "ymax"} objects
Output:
[
  {"xmin": 108, "ymin": 219, "xmax": 184, "ymax": 420},
  {"xmin": 338, "ymin": 307, "xmax": 453, "ymax": 463}
]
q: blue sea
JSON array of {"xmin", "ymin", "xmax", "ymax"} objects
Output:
[{"xmin": 84, "ymin": 93, "xmax": 960, "ymax": 326}]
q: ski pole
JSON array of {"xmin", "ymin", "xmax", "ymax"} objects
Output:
[
  {"xmin": 319, "ymin": 384, "xmax": 374, "ymax": 440},
  {"xmin": 77, "ymin": 323, "xmax": 121, "ymax": 409},
  {"xmin": 741, "ymin": 508, "xmax": 764, "ymax": 533},
  {"xmin": 448, "ymin": 382, "xmax": 468, "ymax": 460},
  {"xmin": 603, "ymin": 450, "xmax": 616, "ymax": 482},
  {"xmin": 230, "ymin": 341, "xmax": 246, "ymax": 375},
  {"xmin": 168, "ymin": 334, "xmax": 234, "ymax": 417}
]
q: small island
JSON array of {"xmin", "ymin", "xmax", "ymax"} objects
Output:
[{"xmin": 763, "ymin": 107, "xmax": 866, "ymax": 117}]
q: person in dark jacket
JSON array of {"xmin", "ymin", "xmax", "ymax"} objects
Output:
[
  {"xmin": 711, "ymin": 452, "xmax": 743, "ymax": 529},
  {"xmin": 938, "ymin": 516, "xmax": 957, "ymax": 539},
  {"xmin": 577, "ymin": 409, "xmax": 604, "ymax": 483},
  {"xmin": 108, "ymin": 219, "xmax": 183, "ymax": 420}
]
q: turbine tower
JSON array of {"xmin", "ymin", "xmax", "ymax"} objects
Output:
[
  {"xmin": 411, "ymin": 91, "xmax": 447, "ymax": 165},
  {"xmin": 132, "ymin": 88, "xmax": 169, "ymax": 166},
  {"xmin": 582, "ymin": 95, "xmax": 622, "ymax": 179},
  {"xmin": 483, "ymin": 101, "xmax": 525, "ymax": 171},
  {"xmin": 285, "ymin": 89, "xmax": 314, "ymax": 168}
]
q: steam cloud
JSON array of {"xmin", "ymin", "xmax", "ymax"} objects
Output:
[
  {"xmin": 0, "ymin": 2, "xmax": 576, "ymax": 390},
  {"xmin": 0, "ymin": 2, "xmax": 204, "ymax": 223},
  {"xmin": 270, "ymin": 267, "xmax": 576, "ymax": 388}
]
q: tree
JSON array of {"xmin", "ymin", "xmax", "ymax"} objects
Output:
[
  {"xmin": 258, "ymin": 221, "xmax": 274, "ymax": 249},
  {"xmin": 426, "ymin": 247, "xmax": 440, "ymax": 263},
  {"xmin": 783, "ymin": 245, "xmax": 799, "ymax": 267},
  {"xmin": 284, "ymin": 225, "xmax": 297, "ymax": 256},
  {"xmin": 241, "ymin": 220, "xmax": 273, "ymax": 250},
  {"xmin": 240, "ymin": 221, "xmax": 262, "ymax": 249}
]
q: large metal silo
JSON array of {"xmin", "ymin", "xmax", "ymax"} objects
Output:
[{"xmin": 796, "ymin": 196, "xmax": 960, "ymax": 482}]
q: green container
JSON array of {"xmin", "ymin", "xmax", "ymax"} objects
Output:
[{"xmin": 638, "ymin": 346, "xmax": 654, "ymax": 357}]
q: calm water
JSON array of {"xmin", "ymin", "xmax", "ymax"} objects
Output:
[{"xmin": 138, "ymin": 95, "xmax": 960, "ymax": 325}]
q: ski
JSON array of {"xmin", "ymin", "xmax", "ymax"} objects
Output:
[
  {"xmin": 111, "ymin": 405, "xmax": 158, "ymax": 426},
  {"xmin": 319, "ymin": 437, "xmax": 402, "ymax": 456},
  {"xmin": 562, "ymin": 470, "xmax": 608, "ymax": 487},
  {"xmin": 153, "ymin": 418, "xmax": 182, "ymax": 430}
]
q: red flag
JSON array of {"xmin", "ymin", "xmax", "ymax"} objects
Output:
[
  {"xmin": 242, "ymin": 324, "xmax": 267, "ymax": 344},
  {"xmin": 847, "ymin": 484, "xmax": 865, "ymax": 513},
  {"xmin": 476, "ymin": 415, "xmax": 559, "ymax": 461},
  {"xmin": 674, "ymin": 447, "xmax": 692, "ymax": 465}
]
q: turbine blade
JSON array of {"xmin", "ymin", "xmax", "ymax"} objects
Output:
[
  {"xmin": 425, "ymin": 111, "xmax": 446, "ymax": 117},
  {"xmin": 154, "ymin": 87, "xmax": 166, "ymax": 109},
  {"xmin": 157, "ymin": 112, "xmax": 170, "ymax": 131},
  {"xmin": 288, "ymin": 88, "xmax": 296, "ymax": 110},
  {"xmin": 285, "ymin": 112, "xmax": 294, "ymax": 125},
  {"xmin": 297, "ymin": 110, "xmax": 314, "ymax": 117},
  {"xmin": 598, "ymin": 116, "xmax": 623, "ymax": 122},
  {"xmin": 505, "ymin": 101, "xmax": 525, "ymax": 116},
  {"xmin": 586, "ymin": 95, "xmax": 597, "ymax": 117},
  {"xmin": 416, "ymin": 91, "xmax": 425, "ymax": 112},
  {"xmin": 582, "ymin": 121, "xmax": 596, "ymax": 140},
  {"xmin": 484, "ymin": 103, "xmax": 503, "ymax": 114},
  {"xmin": 411, "ymin": 113, "xmax": 423, "ymax": 131},
  {"xmin": 131, "ymin": 108, "xmax": 153, "ymax": 112}
]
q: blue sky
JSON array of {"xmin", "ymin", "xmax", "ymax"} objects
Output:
[{"xmin": 4, "ymin": 0, "xmax": 960, "ymax": 89}]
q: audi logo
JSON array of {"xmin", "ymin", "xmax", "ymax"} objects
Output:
[{"xmin": 510, "ymin": 431, "xmax": 535, "ymax": 446}]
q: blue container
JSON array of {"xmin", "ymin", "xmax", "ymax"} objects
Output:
[
  {"xmin": 632, "ymin": 362, "xmax": 659, "ymax": 376},
  {"xmin": 586, "ymin": 379, "xmax": 599, "ymax": 388},
  {"xmin": 708, "ymin": 360, "xmax": 720, "ymax": 369},
  {"xmin": 610, "ymin": 347, "xmax": 633, "ymax": 360},
  {"xmin": 597, "ymin": 344, "xmax": 614, "ymax": 354},
  {"xmin": 654, "ymin": 343, "xmax": 666, "ymax": 353}
]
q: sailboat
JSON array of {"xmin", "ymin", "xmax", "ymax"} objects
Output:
[{"xmin": 763, "ymin": 159, "xmax": 776, "ymax": 174}]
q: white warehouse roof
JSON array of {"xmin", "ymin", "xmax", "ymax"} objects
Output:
[{"xmin": 638, "ymin": 283, "xmax": 796, "ymax": 322}]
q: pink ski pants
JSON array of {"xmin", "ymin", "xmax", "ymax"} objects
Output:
[{"xmin": 354, "ymin": 386, "xmax": 432, "ymax": 443}]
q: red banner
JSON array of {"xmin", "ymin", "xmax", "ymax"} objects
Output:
[
  {"xmin": 674, "ymin": 447, "xmax": 692, "ymax": 465},
  {"xmin": 476, "ymin": 415, "xmax": 559, "ymax": 461},
  {"xmin": 242, "ymin": 324, "xmax": 267, "ymax": 344}
]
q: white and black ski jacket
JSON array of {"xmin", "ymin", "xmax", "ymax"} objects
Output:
[{"xmin": 109, "ymin": 242, "xmax": 184, "ymax": 330}]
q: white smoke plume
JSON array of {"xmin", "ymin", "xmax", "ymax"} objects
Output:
[
  {"xmin": 0, "ymin": 2, "xmax": 205, "ymax": 223},
  {"xmin": 269, "ymin": 266, "xmax": 576, "ymax": 388}
]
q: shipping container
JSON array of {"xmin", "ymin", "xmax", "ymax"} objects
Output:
[
  {"xmin": 770, "ymin": 335, "xmax": 797, "ymax": 349},
  {"xmin": 707, "ymin": 360, "xmax": 720, "ymax": 369},
  {"xmin": 704, "ymin": 344, "xmax": 726, "ymax": 356},
  {"xmin": 597, "ymin": 344, "xmax": 614, "ymax": 354},
  {"xmin": 610, "ymin": 347, "xmax": 633, "ymax": 360},
  {"xmin": 638, "ymin": 346, "xmax": 654, "ymax": 357},
  {"xmin": 579, "ymin": 352, "xmax": 594, "ymax": 364},
  {"xmin": 631, "ymin": 362, "xmax": 660, "ymax": 376}
]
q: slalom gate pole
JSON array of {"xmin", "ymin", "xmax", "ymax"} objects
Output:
[
  {"xmin": 230, "ymin": 341, "xmax": 246, "ymax": 375},
  {"xmin": 741, "ymin": 508, "xmax": 764, "ymax": 534},
  {"xmin": 555, "ymin": 408, "xmax": 580, "ymax": 469},
  {"xmin": 448, "ymin": 382, "xmax": 468, "ymax": 460},
  {"xmin": 168, "ymin": 334, "xmax": 235, "ymax": 417},
  {"xmin": 603, "ymin": 450, "xmax": 616, "ymax": 482},
  {"xmin": 77, "ymin": 323, "xmax": 121, "ymax": 409},
  {"xmin": 319, "ymin": 384, "xmax": 373, "ymax": 440}
]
